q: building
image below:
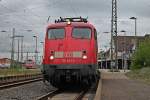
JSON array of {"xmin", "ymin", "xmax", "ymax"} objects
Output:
[
  {"xmin": 98, "ymin": 34, "xmax": 150, "ymax": 69},
  {"xmin": 114, "ymin": 34, "xmax": 150, "ymax": 58}
]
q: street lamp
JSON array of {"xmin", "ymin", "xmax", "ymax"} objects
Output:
[
  {"xmin": 26, "ymin": 29, "xmax": 32, "ymax": 32},
  {"xmin": 99, "ymin": 49, "xmax": 104, "ymax": 69},
  {"xmin": 103, "ymin": 32, "xmax": 110, "ymax": 34},
  {"xmin": 130, "ymin": 17, "xmax": 137, "ymax": 50},
  {"xmin": 33, "ymin": 35, "xmax": 38, "ymax": 64},
  {"xmin": 120, "ymin": 30, "xmax": 127, "ymax": 71},
  {"xmin": 103, "ymin": 31, "xmax": 113, "ymax": 70},
  {"xmin": 104, "ymin": 45, "xmax": 108, "ymax": 69},
  {"xmin": 40, "ymin": 42, "xmax": 44, "ymax": 45},
  {"xmin": 1, "ymin": 30, "xmax": 7, "ymax": 33}
]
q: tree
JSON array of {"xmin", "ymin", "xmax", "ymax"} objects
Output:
[{"xmin": 131, "ymin": 39, "xmax": 150, "ymax": 69}]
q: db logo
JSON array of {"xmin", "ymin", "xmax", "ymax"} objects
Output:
[{"xmin": 65, "ymin": 52, "xmax": 73, "ymax": 58}]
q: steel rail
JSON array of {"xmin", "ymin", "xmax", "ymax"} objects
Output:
[
  {"xmin": 37, "ymin": 89, "xmax": 61, "ymax": 100},
  {"xmin": 73, "ymin": 88, "xmax": 89, "ymax": 100},
  {"xmin": 37, "ymin": 88, "xmax": 89, "ymax": 100},
  {"xmin": 0, "ymin": 74, "xmax": 42, "ymax": 85},
  {"xmin": 0, "ymin": 77, "xmax": 43, "ymax": 90}
]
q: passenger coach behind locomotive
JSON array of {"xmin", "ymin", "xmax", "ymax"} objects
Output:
[{"xmin": 42, "ymin": 17, "xmax": 99, "ymax": 88}]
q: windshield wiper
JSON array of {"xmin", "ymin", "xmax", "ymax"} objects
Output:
[{"xmin": 52, "ymin": 34, "xmax": 57, "ymax": 40}]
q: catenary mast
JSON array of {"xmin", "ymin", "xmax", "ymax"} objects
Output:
[{"xmin": 111, "ymin": 0, "xmax": 118, "ymax": 70}]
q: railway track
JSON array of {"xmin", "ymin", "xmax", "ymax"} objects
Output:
[
  {"xmin": 73, "ymin": 88, "xmax": 89, "ymax": 100},
  {"xmin": 0, "ymin": 74, "xmax": 43, "ymax": 90},
  {"xmin": 37, "ymin": 88, "xmax": 89, "ymax": 100},
  {"xmin": 37, "ymin": 89, "xmax": 61, "ymax": 100}
]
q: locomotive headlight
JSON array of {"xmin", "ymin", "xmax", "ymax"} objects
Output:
[
  {"xmin": 82, "ymin": 55, "xmax": 87, "ymax": 59},
  {"xmin": 66, "ymin": 19, "xmax": 71, "ymax": 25},
  {"xmin": 50, "ymin": 55, "xmax": 54, "ymax": 60},
  {"xmin": 67, "ymin": 21, "xmax": 71, "ymax": 25}
]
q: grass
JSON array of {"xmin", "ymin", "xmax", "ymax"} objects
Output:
[
  {"xmin": 126, "ymin": 67, "xmax": 150, "ymax": 84},
  {"xmin": 0, "ymin": 68, "xmax": 41, "ymax": 77}
]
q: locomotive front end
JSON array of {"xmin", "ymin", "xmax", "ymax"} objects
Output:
[{"xmin": 42, "ymin": 17, "xmax": 98, "ymax": 88}]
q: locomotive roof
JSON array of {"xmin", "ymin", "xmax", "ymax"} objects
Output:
[{"xmin": 47, "ymin": 22, "xmax": 95, "ymax": 29}]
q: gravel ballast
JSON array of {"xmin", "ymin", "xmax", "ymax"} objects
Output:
[{"xmin": 0, "ymin": 81, "xmax": 55, "ymax": 100}]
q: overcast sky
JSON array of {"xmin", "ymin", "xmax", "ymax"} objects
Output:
[{"xmin": 0, "ymin": 0, "xmax": 150, "ymax": 59}]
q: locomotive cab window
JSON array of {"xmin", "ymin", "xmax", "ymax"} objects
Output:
[
  {"xmin": 72, "ymin": 28, "xmax": 91, "ymax": 39},
  {"xmin": 48, "ymin": 28, "xmax": 65, "ymax": 39}
]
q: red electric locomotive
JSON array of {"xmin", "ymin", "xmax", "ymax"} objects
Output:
[{"xmin": 42, "ymin": 17, "xmax": 99, "ymax": 88}]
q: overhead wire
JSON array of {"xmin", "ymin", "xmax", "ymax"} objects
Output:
[
  {"xmin": 68, "ymin": 0, "xmax": 78, "ymax": 16},
  {"xmin": 0, "ymin": 2, "xmax": 46, "ymax": 29},
  {"xmin": 0, "ymin": 0, "xmax": 69, "ymax": 29},
  {"xmin": 0, "ymin": 3, "xmax": 45, "ymax": 49}
]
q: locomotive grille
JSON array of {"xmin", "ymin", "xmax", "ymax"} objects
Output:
[
  {"xmin": 73, "ymin": 51, "xmax": 82, "ymax": 58},
  {"xmin": 54, "ymin": 51, "xmax": 64, "ymax": 58}
]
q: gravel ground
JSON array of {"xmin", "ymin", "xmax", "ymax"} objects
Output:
[
  {"xmin": 101, "ymin": 71, "xmax": 150, "ymax": 100},
  {"xmin": 0, "ymin": 81, "xmax": 55, "ymax": 100}
]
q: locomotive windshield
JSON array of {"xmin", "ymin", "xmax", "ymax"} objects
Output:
[
  {"xmin": 48, "ymin": 28, "xmax": 65, "ymax": 39},
  {"xmin": 72, "ymin": 28, "xmax": 91, "ymax": 39}
]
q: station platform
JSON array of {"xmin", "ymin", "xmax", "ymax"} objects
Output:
[{"xmin": 100, "ymin": 70, "xmax": 150, "ymax": 100}]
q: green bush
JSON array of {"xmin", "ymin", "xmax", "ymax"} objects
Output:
[{"xmin": 131, "ymin": 39, "xmax": 150, "ymax": 70}]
